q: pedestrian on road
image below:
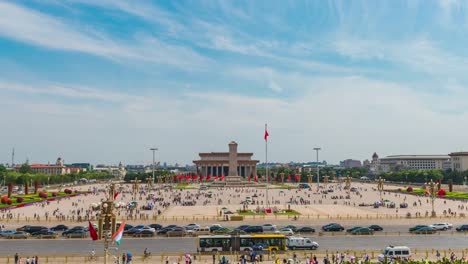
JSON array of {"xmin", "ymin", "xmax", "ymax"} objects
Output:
[{"xmin": 14, "ymin": 253, "xmax": 19, "ymax": 264}]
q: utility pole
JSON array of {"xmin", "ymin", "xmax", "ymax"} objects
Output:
[
  {"xmin": 150, "ymin": 148, "xmax": 158, "ymax": 186},
  {"xmin": 313, "ymin": 147, "xmax": 321, "ymax": 190},
  {"xmin": 11, "ymin": 148, "xmax": 15, "ymax": 168}
]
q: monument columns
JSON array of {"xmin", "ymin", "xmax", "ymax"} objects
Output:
[{"xmin": 228, "ymin": 141, "xmax": 238, "ymax": 176}]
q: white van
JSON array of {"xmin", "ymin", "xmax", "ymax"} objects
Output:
[
  {"xmin": 187, "ymin": 227, "xmax": 211, "ymax": 236},
  {"xmin": 378, "ymin": 246, "xmax": 411, "ymax": 262},
  {"xmin": 286, "ymin": 236, "xmax": 319, "ymax": 250}
]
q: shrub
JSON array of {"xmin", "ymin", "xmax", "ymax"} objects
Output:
[
  {"xmin": 64, "ymin": 189, "xmax": 72, "ymax": 194},
  {"xmin": 406, "ymin": 186, "xmax": 413, "ymax": 192},
  {"xmin": 6, "ymin": 199, "xmax": 12, "ymax": 205},
  {"xmin": 438, "ymin": 189, "xmax": 446, "ymax": 196},
  {"xmin": 16, "ymin": 197, "xmax": 24, "ymax": 203},
  {"xmin": 1, "ymin": 196, "xmax": 8, "ymax": 204},
  {"xmin": 51, "ymin": 192, "xmax": 58, "ymax": 197},
  {"xmin": 38, "ymin": 192, "xmax": 48, "ymax": 199}
]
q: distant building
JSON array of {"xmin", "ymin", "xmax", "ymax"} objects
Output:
[
  {"xmin": 340, "ymin": 159, "xmax": 362, "ymax": 168},
  {"xmin": 362, "ymin": 159, "xmax": 371, "ymax": 167},
  {"xmin": 449, "ymin": 152, "xmax": 468, "ymax": 172},
  {"xmin": 94, "ymin": 162, "xmax": 126, "ymax": 179},
  {"xmin": 16, "ymin": 157, "xmax": 86, "ymax": 175},
  {"xmin": 66, "ymin": 163, "xmax": 92, "ymax": 171},
  {"xmin": 126, "ymin": 165, "xmax": 151, "ymax": 174},
  {"xmin": 371, "ymin": 154, "xmax": 450, "ymax": 174}
]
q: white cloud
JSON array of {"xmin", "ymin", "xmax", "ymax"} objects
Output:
[{"xmin": 0, "ymin": 2, "xmax": 210, "ymax": 70}]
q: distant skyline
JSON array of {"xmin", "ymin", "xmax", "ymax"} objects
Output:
[{"xmin": 1, "ymin": 1, "xmax": 468, "ymax": 165}]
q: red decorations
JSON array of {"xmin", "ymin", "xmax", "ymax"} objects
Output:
[
  {"xmin": 406, "ymin": 186, "xmax": 413, "ymax": 192},
  {"xmin": 6, "ymin": 199, "xmax": 12, "ymax": 205},
  {"xmin": 16, "ymin": 197, "xmax": 24, "ymax": 203},
  {"xmin": 52, "ymin": 192, "xmax": 58, "ymax": 197},
  {"xmin": 38, "ymin": 192, "xmax": 48, "ymax": 198},
  {"xmin": 438, "ymin": 189, "xmax": 446, "ymax": 196},
  {"xmin": 1, "ymin": 196, "xmax": 8, "ymax": 204},
  {"xmin": 64, "ymin": 189, "xmax": 73, "ymax": 194}
]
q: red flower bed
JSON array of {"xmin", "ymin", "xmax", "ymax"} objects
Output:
[
  {"xmin": 16, "ymin": 197, "xmax": 24, "ymax": 203},
  {"xmin": 38, "ymin": 192, "xmax": 48, "ymax": 199},
  {"xmin": 406, "ymin": 186, "xmax": 413, "ymax": 192},
  {"xmin": 6, "ymin": 199, "xmax": 12, "ymax": 205},
  {"xmin": 438, "ymin": 189, "xmax": 446, "ymax": 196},
  {"xmin": 64, "ymin": 189, "xmax": 73, "ymax": 194},
  {"xmin": 1, "ymin": 196, "xmax": 8, "ymax": 204}
]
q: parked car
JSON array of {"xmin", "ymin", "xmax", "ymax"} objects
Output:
[
  {"xmin": 322, "ymin": 223, "xmax": 344, "ymax": 232},
  {"xmin": 125, "ymin": 225, "xmax": 145, "ymax": 235},
  {"xmin": 65, "ymin": 230, "xmax": 88, "ymax": 238},
  {"xmin": 275, "ymin": 228, "xmax": 294, "ymax": 236},
  {"xmin": 413, "ymin": 226, "xmax": 437, "ymax": 234},
  {"xmin": 7, "ymin": 231, "xmax": 30, "ymax": 239},
  {"xmin": 185, "ymin": 223, "xmax": 200, "ymax": 230},
  {"xmin": 296, "ymin": 227, "xmax": 315, "ymax": 233},
  {"xmin": 409, "ymin": 225, "xmax": 431, "ymax": 232},
  {"xmin": 148, "ymin": 224, "xmax": 162, "ymax": 230},
  {"xmin": 368, "ymin": 225, "xmax": 383, "ymax": 231},
  {"xmin": 430, "ymin": 223, "xmax": 452, "ymax": 231},
  {"xmin": 346, "ymin": 226, "xmax": 362, "ymax": 233},
  {"xmin": 167, "ymin": 227, "xmax": 185, "ymax": 237},
  {"xmin": 210, "ymin": 224, "xmax": 223, "ymax": 232},
  {"xmin": 287, "ymin": 237, "xmax": 319, "ymax": 250},
  {"xmin": 0, "ymin": 230, "xmax": 16, "ymax": 237},
  {"xmin": 229, "ymin": 229, "xmax": 247, "ymax": 235},
  {"xmin": 350, "ymin": 227, "xmax": 374, "ymax": 235},
  {"xmin": 51, "ymin": 225, "xmax": 69, "ymax": 231},
  {"xmin": 283, "ymin": 225, "xmax": 298, "ymax": 232},
  {"xmin": 62, "ymin": 226, "xmax": 85, "ymax": 236},
  {"xmin": 244, "ymin": 226, "xmax": 264, "ymax": 233},
  {"xmin": 262, "ymin": 224, "xmax": 276, "ymax": 231},
  {"xmin": 133, "ymin": 229, "xmax": 155, "ymax": 237},
  {"xmin": 213, "ymin": 227, "xmax": 232, "ymax": 234},
  {"xmin": 31, "ymin": 230, "xmax": 58, "ymax": 239}
]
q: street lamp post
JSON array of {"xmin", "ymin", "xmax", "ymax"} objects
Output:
[
  {"xmin": 313, "ymin": 147, "xmax": 321, "ymax": 190},
  {"xmin": 428, "ymin": 179, "xmax": 437, "ymax": 217},
  {"xmin": 307, "ymin": 174, "xmax": 313, "ymax": 184},
  {"xmin": 150, "ymin": 148, "xmax": 158, "ymax": 186},
  {"xmin": 98, "ymin": 183, "xmax": 117, "ymax": 264},
  {"xmin": 130, "ymin": 177, "xmax": 141, "ymax": 201},
  {"xmin": 345, "ymin": 175, "xmax": 352, "ymax": 192}
]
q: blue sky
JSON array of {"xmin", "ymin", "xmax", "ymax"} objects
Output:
[{"xmin": 1, "ymin": 0, "xmax": 468, "ymax": 165}]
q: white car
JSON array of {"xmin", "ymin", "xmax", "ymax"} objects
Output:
[
  {"xmin": 185, "ymin": 224, "xmax": 200, "ymax": 230},
  {"xmin": 275, "ymin": 228, "xmax": 294, "ymax": 236},
  {"xmin": 262, "ymin": 224, "xmax": 276, "ymax": 231},
  {"xmin": 140, "ymin": 226, "xmax": 156, "ymax": 233},
  {"xmin": 430, "ymin": 223, "xmax": 452, "ymax": 231}
]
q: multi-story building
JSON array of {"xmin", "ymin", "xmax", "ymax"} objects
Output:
[
  {"xmin": 340, "ymin": 159, "xmax": 362, "ymax": 168},
  {"xmin": 16, "ymin": 157, "xmax": 85, "ymax": 175},
  {"xmin": 376, "ymin": 155, "xmax": 450, "ymax": 173},
  {"xmin": 125, "ymin": 165, "xmax": 152, "ymax": 174},
  {"xmin": 449, "ymin": 152, "xmax": 468, "ymax": 172},
  {"xmin": 94, "ymin": 162, "xmax": 126, "ymax": 179}
]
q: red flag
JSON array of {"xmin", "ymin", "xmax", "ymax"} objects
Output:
[
  {"xmin": 192, "ymin": 174, "xmax": 198, "ymax": 180},
  {"xmin": 185, "ymin": 175, "xmax": 191, "ymax": 180},
  {"xmin": 248, "ymin": 175, "xmax": 251, "ymax": 182},
  {"xmin": 288, "ymin": 175, "xmax": 292, "ymax": 182},
  {"xmin": 178, "ymin": 174, "xmax": 183, "ymax": 180},
  {"xmin": 214, "ymin": 176, "xmax": 218, "ymax": 181},
  {"xmin": 207, "ymin": 175, "xmax": 212, "ymax": 180},
  {"xmin": 173, "ymin": 175, "xmax": 177, "ymax": 181},
  {"xmin": 264, "ymin": 127, "xmax": 269, "ymax": 141},
  {"xmin": 294, "ymin": 174, "xmax": 300, "ymax": 182},
  {"xmin": 220, "ymin": 175, "xmax": 225, "ymax": 181},
  {"xmin": 88, "ymin": 221, "xmax": 98, "ymax": 241},
  {"xmin": 254, "ymin": 175, "xmax": 258, "ymax": 182},
  {"xmin": 113, "ymin": 192, "xmax": 119, "ymax": 200}
]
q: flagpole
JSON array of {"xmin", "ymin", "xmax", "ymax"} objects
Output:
[{"xmin": 265, "ymin": 124, "xmax": 269, "ymax": 208}]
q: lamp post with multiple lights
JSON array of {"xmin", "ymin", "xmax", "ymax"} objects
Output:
[{"xmin": 313, "ymin": 147, "xmax": 321, "ymax": 190}]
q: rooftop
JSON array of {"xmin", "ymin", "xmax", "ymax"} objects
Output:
[
  {"xmin": 449, "ymin": 152, "xmax": 468, "ymax": 156},
  {"xmin": 381, "ymin": 155, "xmax": 450, "ymax": 160}
]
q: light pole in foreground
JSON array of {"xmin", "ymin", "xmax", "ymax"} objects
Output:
[
  {"xmin": 313, "ymin": 147, "xmax": 321, "ymax": 190},
  {"xmin": 150, "ymin": 148, "xmax": 158, "ymax": 186}
]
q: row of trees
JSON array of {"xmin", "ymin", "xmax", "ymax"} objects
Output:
[
  {"xmin": 0, "ymin": 164, "xmax": 114, "ymax": 186},
  {"xmin": 380, "ymin": 169, "xmax": 467, "ymax": 184}
]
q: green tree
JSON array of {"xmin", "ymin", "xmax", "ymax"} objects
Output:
[{"xmin": 19, "ymin": 163, "xmax": 32, "ymax": 174}]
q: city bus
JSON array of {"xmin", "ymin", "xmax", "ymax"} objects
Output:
[{"xmin": 198, "ymin": 234, "xmax": 287, "ymax": 252}]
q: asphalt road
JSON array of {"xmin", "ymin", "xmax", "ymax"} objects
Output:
[{"xmin": 1, "ymin": 235, "xmax": 467, "ymax": 256}]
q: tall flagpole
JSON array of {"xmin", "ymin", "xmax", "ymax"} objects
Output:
[{"xmin": 265, "ymin": 123, "xmax": 269, "ymax": 207}]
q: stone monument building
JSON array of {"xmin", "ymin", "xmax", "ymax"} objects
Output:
[{"xmin": 193, "ymin": 141, "xmax": 259, "ymax": 179}]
